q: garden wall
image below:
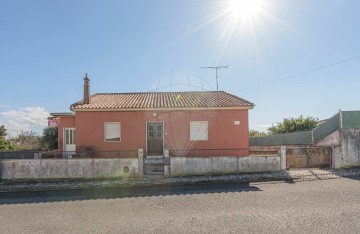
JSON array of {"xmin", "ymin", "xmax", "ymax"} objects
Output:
[{"xmin": 0, "ymin": 158, "xmax": 139, "ymax": 180}]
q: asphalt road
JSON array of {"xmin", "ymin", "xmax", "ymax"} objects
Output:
[{"xmin": 1, "ymin": 177, "xmax": 360, "ymax": 233}]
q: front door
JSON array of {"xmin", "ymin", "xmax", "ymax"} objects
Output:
[
  {"xmin": 147, "ymin": 122, "xmax": 163, "ymax": 155},
  {"xmin": 63, "ymin": 128, "xmax": 76, "ymax": 156}
]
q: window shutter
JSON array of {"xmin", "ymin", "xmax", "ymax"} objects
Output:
[
  {"xmin": 105, "ymin": 123, "xmax": 121, "ymax": 141},
  {"xmin": 190, "ymin": 121, "xmax": 208, "ymax": 141}
]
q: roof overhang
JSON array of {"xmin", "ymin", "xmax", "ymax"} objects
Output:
[
  {"xmin": 71, "ymin": 106, "xmax": 254, "ymax": 112},
  {"xmin": 49, "ymin": 112, "xmax": 75, "ymax": 117}
]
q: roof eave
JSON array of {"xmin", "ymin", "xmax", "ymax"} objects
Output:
[
  {"xmin": 49, "ymin": 112, "xmax": 75, "ymax": 117},
  {"xmin": 71, "ymin": 106, "xmax": 254, "ymax": 112}
]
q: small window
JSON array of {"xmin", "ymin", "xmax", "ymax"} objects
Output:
[
  {"xmin": 104, "ymin": 122, "xmax": 121, "ymax": 142},
  {"xmin": 190, "ymin": 121, "xmax": 208, "ymax": 141}
]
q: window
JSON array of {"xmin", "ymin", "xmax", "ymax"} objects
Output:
[
  {"xmin": 64, "ymin": 128, "xmax": 76, "ymax": 144},
  {"xmin": 104, "ymin": 122, "xmax": 121, "ymax": 142},
  {"xmin": 190, "ymin": 121, "xmax": 208, "ymax": 141}
]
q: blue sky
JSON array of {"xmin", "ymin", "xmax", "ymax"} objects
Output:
[{"xmin": 0, "ymin": 0, "xmax": 359, "ymax": 136}]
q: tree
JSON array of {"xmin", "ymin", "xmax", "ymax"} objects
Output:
[
  {"xmin": 0, "ymin": 125, "xmax": 7, "ymax": 137},
  {"xmin": 0, "ymin": 125, "xmax": 16, "ymax": 151},
  {"xmin": 41, "ymin": 127, "xmax": 58, "ymax": 150},
  {"xmin": 249, "ymin": 129, "xmax": 269, "ymax": 138},
  {"xmin": 267, "ymin": 115, "xmax": 319, "ymax": 135},
  {"xmin": 9, "ymin": 131, "xmax": 42, "ymax": 150}
]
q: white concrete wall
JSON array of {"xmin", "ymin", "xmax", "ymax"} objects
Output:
[
  {"xmin": 1, "ymin": 155, "xmax": 282, "ymax": 179},
  {"xmin": 0, "ymin": 158, "xmax": 139, "ymax": 180},
  {"xmin": 238, "ymin": 156, "xmax": 281, "ymax": 173},
  {"xmin": 170, "ymin": 156, "xmax": 281, "ymax": 176},
  {"xmin": 333, "ymin": 129, "xmax": 360, "ymax": 168}
]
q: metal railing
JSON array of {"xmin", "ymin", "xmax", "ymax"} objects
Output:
[
  {"xmin": 1, "ymin": 147, "xmax": 283, "ymax": 159},
  {"xmin": 169, "ymin": 148, "xmax": 250, "ymax": 157},
  {"xmin": 0, "ymin": 150, "xmax": 139, "ymax": 159},
  {"xmin": 0, "ymin": 150, "xmax": 41, "ymax": 159}
]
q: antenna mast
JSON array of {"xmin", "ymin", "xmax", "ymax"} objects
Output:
[{"xmin": 200, "ymin": 65, "xmax": 229, "ymax": 91}]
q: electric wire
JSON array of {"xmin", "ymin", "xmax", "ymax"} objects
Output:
[{"xmin": 232, "ymin": 55, "xmax": 360, "ymax": 93}]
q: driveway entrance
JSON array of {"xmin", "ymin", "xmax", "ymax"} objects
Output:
[{"xmin": 286, "ymin": 146, "xmax": 332, "ymax": 169}]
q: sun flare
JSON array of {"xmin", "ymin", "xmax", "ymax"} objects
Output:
[{"xmin": 228, "ymin": 0, "xmax": 264, "ymax": 21}]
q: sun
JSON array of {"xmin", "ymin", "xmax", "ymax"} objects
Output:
[{"xmin": 228, "ymin": 0, "xmax": 264, "ymax": 21}]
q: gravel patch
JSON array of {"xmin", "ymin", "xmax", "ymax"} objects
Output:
[{"xmin": 1, "ymin": 168, "xmax": 360, "ymax": 192}]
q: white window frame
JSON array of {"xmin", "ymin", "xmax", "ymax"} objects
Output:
[
  {"xmin": 104, "ymin": 122, "xmax": 121, "ymax": 142},
  {"xmin": 190, "ymin": 121, "xmax": 208, "ymax": 141},
  {"xmin": 63, "ymin": 128, "xmax": 76, "ymax": 149}
]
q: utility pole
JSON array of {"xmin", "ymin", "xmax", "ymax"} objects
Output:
[{"xmin": 200, "ymin": 65, "xmax": 229, "ymax": 91}]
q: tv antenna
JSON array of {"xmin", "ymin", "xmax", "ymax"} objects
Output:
[{"xmin": 200, "ymin": 65, "xmax": 229, "ymax": 91}]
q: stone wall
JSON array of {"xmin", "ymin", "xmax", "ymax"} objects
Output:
[{"xmin": 0, "ymin": 158, "xmax": 139, "ymax": 180}]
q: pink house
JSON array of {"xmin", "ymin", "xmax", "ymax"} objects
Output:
[{"xmin": 50, "ymin": 74, "xmax": 254, "ymax": 158}]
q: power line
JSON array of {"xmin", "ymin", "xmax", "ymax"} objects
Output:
[{"xmin": 233, "ymin": 55, "xmax": 360, "ymax": 92}]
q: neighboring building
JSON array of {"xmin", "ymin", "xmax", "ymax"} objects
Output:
[{"xmin": 50, "ymin": 74, "xmax": 254, "ymax": 157}]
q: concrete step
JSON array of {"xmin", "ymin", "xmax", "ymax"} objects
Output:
[
  {"xmin": 145, "ymin": 165, "xmax": 164, "ymax": 175},
  {"xmin": 145, "ymin": 174, "xmax": 164, "ymax": 178},
  {"xmin": 146, "ymin": 155, "xmax": 163, "ymax": 159},
  {"xmin": 145, "ymin": 158, "xmax": 164, "ymax": 165}
]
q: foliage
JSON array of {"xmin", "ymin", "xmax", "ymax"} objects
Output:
[
  {"xmin": 41, "ymin": 127, "xmax": 58, "ymax": 150},
  {"xmin": 9, "ymin": 130, "xmax": 42, "ymax": 150},
  {"xmin": 0, "ymin": 137, "xmax": 16, "ymax": 151},
  {"xmin": 0, "ymin": 125, "xmax": 7, "ymax": 137},
  {"xmin": 0, "ymin": 125, "xmax": 16, "ymax": 151},
  {"xmin": 249, "ymin": 129, "xmax": 269, "ymax": 138},
  {"xmin": 268, "ymin": 115, "xmax": 319, "ymax": 135}
]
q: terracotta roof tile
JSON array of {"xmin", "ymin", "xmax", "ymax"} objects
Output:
[{"xmin": 71, "ymin": 91, "xmax": 253, "ymax": 110}]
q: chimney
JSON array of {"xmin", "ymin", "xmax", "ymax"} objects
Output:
[{"xmin": 83, "ymin": 73, "xmax": 90, "ymax": 104}]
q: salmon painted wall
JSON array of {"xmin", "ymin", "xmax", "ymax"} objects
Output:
[
  {"xmin": 57, "ymin": 116, "xmax": 76, "ymax": 151},
  {"xmin": 72, "ymin": 109, "xmax": 249, "ymax": 153}
]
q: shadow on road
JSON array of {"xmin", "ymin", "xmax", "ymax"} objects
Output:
[{"xmin": 0, "ymin": 182, "xmax": 261, "ymax": 205}]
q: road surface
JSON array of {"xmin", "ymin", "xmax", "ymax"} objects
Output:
[{"xmin": 1, "ymin": 177, "xmax": 360, "ymax": 233}]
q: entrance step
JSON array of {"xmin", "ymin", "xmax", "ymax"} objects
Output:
[
  {"xmin": 145, "ymin": 174, "xmax": 164, "ymax": 179},
  {"xmin": 146, "ymin": 155, "xmax": 163, "ymax": 159},
  {"xmin": 144, "ymin": 155, "xmax": 165, "ymax": 175},
  {"xmin": 145, "ymin": 165, "xmax": 164, "ymax": 175},
  {"xmin": 145, "ymin": 158, "xmax": 164, "ymax": 165}
]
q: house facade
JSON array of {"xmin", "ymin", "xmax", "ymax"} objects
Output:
[{"xmin": 50, "ymin": 74, "xmax": 254, "ymax": 157}]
